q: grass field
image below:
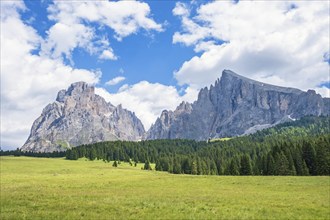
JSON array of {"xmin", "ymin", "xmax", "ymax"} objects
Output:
[{"xmin": 1, "ymin": 156, "xmax": 329, "ymax": 219}]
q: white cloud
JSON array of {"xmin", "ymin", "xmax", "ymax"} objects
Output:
[
  {"xmin": 42, "ymin": 0, "xmax": 163, "ymax": 61},
  {"xmin": 42, "ymin": 22, "xmax": 94, "ymax": 62},
  {"xmin": 1, "ymin": 1, "xmax": 100, "ymax": 150},
  {"xmin": 173, "ymin": 1, "xmax": 330, "ymax": 97},
  {"xmin": 99, "ymin": 49, "xmax": 118, "ymax": 60},
  {"xmin": 105, "ymin": 76, "xmax": 126, "ymax": 86},
  {"xmin": 95, "ymin": 82, "xmax": 198, "ymax": 130},
  {"xmin": 172, "ymin": 2, "xmax": 190, "ymax": 17},
  {"xmin": 1, "ymin": 0, "xmax": 163, "ymax": 149}
]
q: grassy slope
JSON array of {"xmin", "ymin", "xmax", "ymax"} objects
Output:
[{"xmin": 1, "ymin": 156, "xmax": 329, "ymax": 220}]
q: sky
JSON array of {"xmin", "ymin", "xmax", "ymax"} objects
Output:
[{"xmin": 1, "ymin": 0, "xmax": 329, "ymax": 150}]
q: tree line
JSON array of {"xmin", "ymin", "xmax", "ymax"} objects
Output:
[
  {"xmin": 65, "ymin": 116, "xmax": 329, "ymax": 176},
  {"xmin": 1, "ymin": 116, "xmax": 329, "ymax": 176},
  {"xmin": 0, "ymin": 149, "xmax": 65, "ymax": 157}
]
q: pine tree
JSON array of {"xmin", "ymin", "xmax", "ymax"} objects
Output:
[
  {"xmin": 266, "ymin": 154, "xmax": 275, "ymax": 175},
  {"xmin": 228, "ymin": 158, "xmax": 240, "ymax": 175},
  {"xmin": 274, "ymin": 152, "xmax": 290, "ymax": 175},
  {"xmin": 284, "ymin": 149, "xmax": 296, "ymax": 175},
  {"xmin": 240, "ymin": 154, "xmax": 253, "ymax": 175},
  {"xmin": 293, "ymin": 148, "xmax": 304, "ymax": 175},
  {"xmin": 155, "ymin": 159, "xmax": 162, "ymax": 171},
  {"xmin": 88, "ymin": 148, "xmax": 97, "ymax": 161},
  {"xmin": 209, "ymin": 159, "xmax": 218, "ymax": 175},
  {"xmin": 216, "ymin": 159, "xmax": 223, "ymax": 175},
  {"xmin": 143, "ymin": 160, "xmax": 152, "ymax": 170},
  {"xmin": 173, "ymin": 158, "xmax": 181, "ymax": 174},
  {"xmin": 302, "ymin": 161, "xmax": 310, "ymax": 175},
  {"xmin": 302, "ymin": 142, "xmax": 317, "ymax": 175},
  {"xmin": 201, "ymin": 159, "xmax": 210, "ymax": 175},
  {"xmin": 315, "ymin": 145, "xmax": 330, "ymax": 175},
  {"xmin": 182, "ymin": 158, "xmax": 191, "ymax": 174}
]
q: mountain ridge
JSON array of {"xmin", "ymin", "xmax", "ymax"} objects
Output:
[
  {"xmin": 21, "ymin": 70, "xmax": 329, "ymax": 152},
  {"xmin": 146, "ymin": 70, "xmax": 329, "ymax": 140}
]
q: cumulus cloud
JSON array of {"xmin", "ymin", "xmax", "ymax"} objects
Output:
[
  {"xmin": 173, "ymin": 1, "xmax": 330, "ymax": 97},
  {"xmin": 1, "ymin": 1, "xmax": 164, "ymax": 149},
  {"xmin": 99, "ymin": 49, "xmax": 118, "ymax": 60},
  {"xmin": 0, "ymin": 2, "xmax": 93, "ymax": 149},
  {"xmin": 172, "ymin": 2, "xmax": 190, "ymax": 17},
  {"xmin": 95, "ymin": 82, "xmax": 198, "ymax": 130},
  {"xmin": 105, "ymin": 76, "xmax": 126, "ymax": 86},
  {"xmin": 42, "ymin": 0, "xmax": 163, "ymax": 61}
]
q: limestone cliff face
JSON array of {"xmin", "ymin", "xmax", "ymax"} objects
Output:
[
  {"xmin": 147, "ymin": 70, "xmax": 330, "ymax": 140},
  {"xmin": 21, "ymin": 82, "xmax": 145, "ymax": 152}
]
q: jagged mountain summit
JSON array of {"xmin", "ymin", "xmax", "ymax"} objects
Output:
[
  {"xmin": 21, "ymin": 82, "xmax": 145, "ymax": 152},
  {"xmin": 147, "ymin": 70, "xmax": 330, "ymax": 140}
]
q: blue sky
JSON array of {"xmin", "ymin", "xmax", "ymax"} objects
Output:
[
  {"xmin": 20, "ymin": 0, "xmax": 198, "ymax": 92},
  {"xmin": 1, "ymin": 0, "xmax": 329, "ymax": 149}
]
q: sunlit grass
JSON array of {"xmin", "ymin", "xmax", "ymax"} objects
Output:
[
  {"xmin": 209, "ymin": 137, "xmax": 232, "ymax": 142},
  {"xmin": 1, "ymin": 156, "xmax": 329, "ymax": 219}
]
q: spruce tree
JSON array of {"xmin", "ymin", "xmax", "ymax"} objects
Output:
[
  {"xmin": 293, "ymin": 148, "xmax": 304, "ymax": 175},
  {"xmin": 209, "ymin": 159, "xmax": 218, "ymax": 175},
  {"xmin": 228, "ymin": 158, "xmax": 240, "ymax": 175},
  {"xmin": 302, "ymin": 142, "xmax": 317, "ymax": 175},
  {"xmin": 274, "ymin": 152, "xmax": 290, "ymax": 175},
  {"xmin": 173, "ymin": 159, "xmax": 181, "ymax": 174},
  {"xmin": 266, "ymin": 154, "xmax": 275, "ymax": 175},
  {"xmin": 315, "ymin": 145, "xmax": 330, "ymax": 175},
  {"xmin": 88, "ymin": 148, "xmax": 97, "ymax": 161},
  {"xmin": 144, "ymin": 160, "xmax": 152, "ymax": 170},
  {"xmin": 240, "ymin": 154, "xmax": 253, "ymax": 175}
]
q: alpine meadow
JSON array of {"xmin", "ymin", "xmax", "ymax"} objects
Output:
[
  {"xmin": 1, "ymin": 157, "xmax": 329, "ymax": 219},
  {"xmin": 1, "ymin": 1, "xmax": 330, "ymax": 220}
]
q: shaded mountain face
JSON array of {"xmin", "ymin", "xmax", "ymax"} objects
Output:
[
  {"xmin": 21, "ymin": 82, "xmax": 145, "ymax": 152},
  {"xmin": 147, "ymin": 70, "xmax": 330, "ymax": 140}
]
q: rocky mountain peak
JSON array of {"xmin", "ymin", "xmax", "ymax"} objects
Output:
[
  {"xmin": 175, "ymin": 101, "xmax": 192, "ymax": 113},
  {"xmin": 56, "ymin": 82, "xmax": 95, "ymax": 102},
  {"xmin": 22, "ymin": 82, "xmax": 145, "ymax": 152},
  {"xmin": 147, "ymin": 69, "xmax": 330, "ymax": 141}
]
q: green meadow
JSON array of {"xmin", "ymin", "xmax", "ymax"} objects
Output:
[{"xmin": 1, "ymin": 156, "xmax": 329, "ymax": 219}]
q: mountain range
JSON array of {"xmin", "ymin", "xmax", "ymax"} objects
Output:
[{"xmin": 21, "ymin": 70, "xmax": 330, "ymax": 152}]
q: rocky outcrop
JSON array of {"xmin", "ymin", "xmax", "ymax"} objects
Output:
[
  {"xmin": 21, "ymin": 82, "xmax": 145, "ymax": 152},
  {"xmin": 147, "ymin": 70, "xmax": 330, "ymax": 140}
]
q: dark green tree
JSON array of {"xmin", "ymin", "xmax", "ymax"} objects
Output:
[
  {"xmin": 209, "ymin": 159, "xmax": 218, "ymax": 175},
  {"xmin": 240, "ymin": 154, "xmax": 253, "ymax": 175},
  {"xmin": 266, "ymin": 154, "xmax": 275, "ymax": 175},
  {"xmin": 181, "ymin": 158, "xmax": 191, "ymax": 174},
  {"xmin": 144, "ymin": 160, "xmax": 152, "ymax": 170},
  {"xmin": 302, "ymin": 142, "xmax": 316, "ymax": 175},
  {"xmin": 227, "ymin": 158, "xmax": 240, "ymax": 175},
  {"xmin": 173, "ymin": 158, "xmax": 181, "ymax": 174},
  {"xmin": 274, "ymin": 152, "xmax": 290, "ymax": 175},
  {"xmin": 315, "ymin": 145, "xmax": 330, "ymax": 175},
  {"xmin": 88, "ymin": 148, "xmax": 97, "ymax": 161}
]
